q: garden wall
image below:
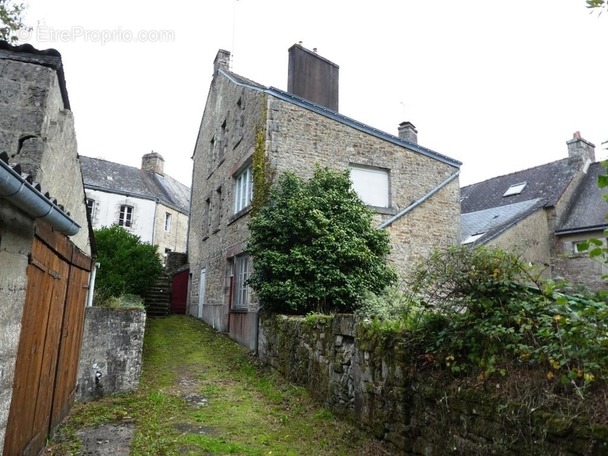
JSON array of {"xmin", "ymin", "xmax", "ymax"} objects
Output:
[
  {"xmin": 76, "ymin": 307, "xmax": 146, "ymax": 402},
  {"xmin": 258, "ymin": 314, "xmax": 608, "ymax": 455}
]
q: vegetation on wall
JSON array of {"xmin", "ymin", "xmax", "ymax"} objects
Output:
[
  {"xmin": 94, "ymin": 225, "xmax": 163, "ymax": 303},
  {"xmin": 247, "ymin": 166, "xmax": 397, "ymax": 314},
  {"xmin": 360, "ymin": 246, "xmax": 608, "ymax": 396},
  {"xmin": 251, "ymin": 112, "xmax": 275, "ymax": 214}
]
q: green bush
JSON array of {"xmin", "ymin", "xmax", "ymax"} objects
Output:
[
  {"xmin": 94, "ymin": 225, "xmax": 163, "ymax": 299},
  {"xmin": 396, "ymin": 246, "xmax": 608, "ymax": 390},
  {"xmin": 247, "ymin": 167, "xmax": 397, "ymax": 314}
]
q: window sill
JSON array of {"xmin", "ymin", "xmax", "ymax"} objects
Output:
[
  {"xmin": 369, "ymin": 206, "xmax": 397, "ymax": 216},
  {"xmin": 228, "ymin": 206, "xmax": 252, "ymax": 225},
  {"xmin": 230, "ymin": 307, "xmax": 248, "ymax": 314}
]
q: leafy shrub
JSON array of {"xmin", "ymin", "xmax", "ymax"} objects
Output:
[
  {"xmin": 247, "ymin": 167, "xmax": 397, "ymax": 314},
  {"xmin": 401, "ymin": 246, "xmax": 608, "ymax": 390},
  {"xmin": 94, "ymin": 225, "xmax": 163, "ymax": 299}
]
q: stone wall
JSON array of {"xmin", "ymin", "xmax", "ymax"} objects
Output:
[
  {"xmin": 76, "ymin": 307, "xmax": 146, "ymax": 402},
  {"xmin": 259, "ymin": 314, "xmax": 608, "ymax": 455},
  {"xmin": 0, "ymin": 200, "xmax": 34, "ymax": 452},
  {"xmin": 0, "ymin": 48, "xmax": 90, "ymax": 254},
  {"xmin": 153, "ymin": 204, "xmax": 189, "ymax": 256}
]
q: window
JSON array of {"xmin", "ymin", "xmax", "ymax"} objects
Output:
[
  {"xmin": 208, "ymin": 136, "xmax": 215, "ymax": 176},
  {"xmin": 213, "ymin": 186, "xmax": 223, "ymax": 230},
  {"xmin": 234, "ymin": 165, "xmax": 253, "ymax": 213},
  {"xmin": 218, "ymin": 120, "xmax": 227, "ymax": 163},
  {"xmin": 203, "ymin": 197, "xmax": 211, "ymax": 237},
  {"xmin": 503, "ymin": 182, "xmax": 527, "ymax": 197},
  {"xmin": 233, "ymin": 97, "xmax": 244, "ymax": 146},
  {"xmin": 232, "ymin": 254, "xmax": 250, "ymax": 310},
  {"xmin": 350, "ymin": 165, "xmax": 390, "ymax": 207},
  {"xmin": 118, "ymin": 205, "xmax": 133, "ymax": 227},
  {"xmin": 86, "ymin": 198, "xmax": 95, "ymax": 217},
  {"xmin": 164, "ymin": 213, "xmax": 172, "ymax": 231}
]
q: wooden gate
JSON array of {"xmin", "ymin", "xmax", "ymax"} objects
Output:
[{"xmin": 3, "ymin": 223, "xmax": 91, "ymax": 456}]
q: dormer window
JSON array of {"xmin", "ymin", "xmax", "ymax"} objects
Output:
[{"xmin": 503, "ymin": 182, "xmax": 527, "ymax": 197}]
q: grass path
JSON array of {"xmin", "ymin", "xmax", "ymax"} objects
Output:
[{"xmin": 47, "ymin": 315, "xmax": 391, "ymax": 455}]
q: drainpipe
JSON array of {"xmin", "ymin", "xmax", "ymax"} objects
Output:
[
  {"xmin": 0, "ymin": 158, "xmax": 80, "ymax": 236},
  {"xmin": 378, "ymin": 170, "xmax": 460, "ymax": 229},
  {"xmin": 86, "ymin": 262, "xmax": 101, "ymax": 307},
  {"xmin": 254, "ymin": 305, "xmax": 265, "ymax": 356}
]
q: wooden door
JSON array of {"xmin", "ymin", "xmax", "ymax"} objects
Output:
[{"xmin": 3, "ymin": 224, "xmax": 91, "ymax": 456}]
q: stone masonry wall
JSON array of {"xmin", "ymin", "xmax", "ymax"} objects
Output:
[
  {"xmin": 153, "ymin": 205, "xmax": 189, "ymax": 256},
  {"xmin": 0, "ymin": 53, "xmax": 90, "ymax": 253},
  {"xmin": 0, "ymin": 200, "xmax": 34, "ymax": 452},
  {"xmin": 188, "ymin": 71, "xmax": 267, "ymax": 330},
  {"xmin": 259, "ymin": 314, "xmax": 608, "ymax": 455},
  {"xmin": 266, "ymin": 97, "xmax": 461, "ymax": 278},
  {"xmin": 76, "ymin": 307, "xmax": 146, "ymax": 402},
  {"xmin": 553, "ymin": 230, "xmax": 608, "ymax": 291},
  {"xmin": 488, "ymin": 209, "xmax": 553, "ymax": 278}
]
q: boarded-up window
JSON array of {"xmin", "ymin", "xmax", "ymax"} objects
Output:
[{"xmin": 350, "ymin": 165, "xmax": 390, "ymax": 207}]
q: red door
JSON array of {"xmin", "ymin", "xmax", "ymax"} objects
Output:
[{"xmin": 170, "ymin": 269, "xmax": 189, "ymax": 314}]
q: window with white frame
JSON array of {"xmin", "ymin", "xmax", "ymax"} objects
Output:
[
  {"xmin": 234, "ymin": 165, "xmax": 253, "ymax": 214},
  {"xmin": 164, "ymin": 212, "xmax": 172, "ymax": 231},
  {"xmin": 118, "ymin": 205, "xmax": 133, "ymax": 227},
  {"xmin": 232, "ymin": 254, "xmax": 250, "ymax": 310},
  {"xmin": 350, "ymin": 165, "xmax": 390, "ymax": 207}
]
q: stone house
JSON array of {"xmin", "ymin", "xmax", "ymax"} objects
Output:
[
  {"xmin": 188, "ymin": 44, "xmax": 462, "ymax": 349},
  {"xmin": 80, "ymin": 152, "xmax": 190, "ymax": 259},
  {"xmin": 0, "ymin": 42, "xmax": 93, "ymax": 455},
  {"xmin": 461, "ymin": 132, "xmax": 607, "ymax": 290}
]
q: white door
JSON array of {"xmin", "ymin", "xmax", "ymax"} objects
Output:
[{"xmin": 198, "ymin": 268, "xmax": 206, "ymax": 319}]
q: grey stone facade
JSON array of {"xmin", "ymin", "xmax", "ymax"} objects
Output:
[
  {"xmin": 0, "ymin": 43, "xmax": 92, "ymax": 452},
  {"xmin": 76, "ymin": 307, "xmax": 146, "ymax": 402},
  {"xmin": 0, "ymin": 45, "xmax": 91, "ymax": 254},
  {"xmin": 188, "ymin": 47, "xmax": 461, "ymax": 348},
  {"xmin": 0, "ymin": 200, "xmax": 34, "ymax": 452}
]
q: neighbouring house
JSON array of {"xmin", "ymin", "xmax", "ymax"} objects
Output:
[
  {"xmin": 188, "ymin": 44, "xmax": 462, "ymax": 349},
  {"xmin": 80, "ymin": 152, "xmax": 191, "ymax": 259},
  {"xmin": 0, "ymin": 42, "xmax": 93, "ymax": 455},
  {"xmin": 461, "ymin": 132, "xmax": 607, "ymax": 291}
]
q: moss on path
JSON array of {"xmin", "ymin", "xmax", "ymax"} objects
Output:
[{"xmin": 47, "ymin": 315, "xmax": 390, "ymax": 455}]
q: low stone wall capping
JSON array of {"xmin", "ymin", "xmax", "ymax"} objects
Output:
[{"xmin": 258, "ymin": 313, "xmax": 608, "ymax": 455}]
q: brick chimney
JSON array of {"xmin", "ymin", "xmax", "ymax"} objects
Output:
[
  {"xmin": 142, "ymin": 151, "xmax": 164, "ymax": 176},
  {"xmin": 567, "ymin": 131, "xmax": 595, "ymax": 164},
  {"xmin": 398, "ymin": 121, "xmax": 418, "ymax": 144},
  {"xmin": 214, "ymin": 49, "xmax": 231, "ymax": 74},
  {"xmin": 287, "ymin": 44, "xmax": 339, "ymax": 111}
]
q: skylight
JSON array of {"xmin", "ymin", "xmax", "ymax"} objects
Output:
[
  {"xmin": 463, "ymin": 232, "xmax": 485, "ymax": 245},
  {"xmin": 503, "ymin": 182, "xmax": 526, "ymax": 197}
]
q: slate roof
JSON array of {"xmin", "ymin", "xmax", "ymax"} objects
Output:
[
  {"xmin": 80, "ymin": 156, "xmax": 190, "ymax": 214},
  {"xmin": 219, "ymin": 69, "xmax": 462, "ymax": 169},
  {"xmin": 557, "ymin": 162, "xmax": 608, "ymax": 234},
  {"xmin": 460, "ymin": 158, "xmax": 580, "ymax": 245}
]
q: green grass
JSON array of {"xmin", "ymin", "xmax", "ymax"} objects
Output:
[{"xmin": 47, "ymin": 315, "xmax": 388, "ymax": 455}]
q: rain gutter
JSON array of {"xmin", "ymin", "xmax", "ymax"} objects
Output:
[
  {"xmin": 378, "ymin": 170, "xmax": 460, "ymax": 229},
  {"xmin": 0, "ymin": 158, "xmax": 80, "ymax": 236}
]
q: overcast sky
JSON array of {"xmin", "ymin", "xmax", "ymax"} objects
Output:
[{"xmin": 20, "ymin": 0, "xmax": 608, "ymax": 187}]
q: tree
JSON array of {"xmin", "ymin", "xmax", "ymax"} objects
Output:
[
  {"xmin": 94, "ymin": 225, "xmax": 163, "ymax": 300},
  {"xmin": 247, "ymin": 167, "xmax": 397, "ymax": 314},
  {"xmin": 587, "ymin": 0, "xmax": 607, "ymax": 10},
  {"xmin": 0, "ymin": 0, "xmax": 29, "ymax": 43}
]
